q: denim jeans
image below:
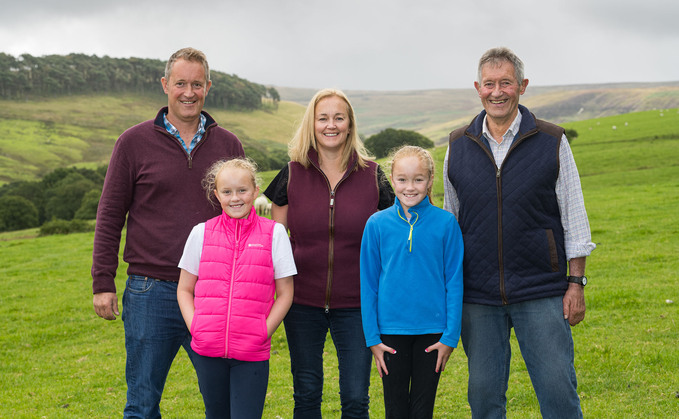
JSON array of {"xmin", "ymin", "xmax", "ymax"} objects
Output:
[
  {"xmin": 381, "ymin": 334, "xmax": 443, "ymax": 419},
  {"xmin": 284, "ymin": 304, "xmax": 372, "ymax": 418},
  {"xmin": 122, "ymin": 275, "xmax": 196, "ymax": 419},
  {"xmin": 461, "ymin": 297, "xmax": 582, "ymax": 419},
  {"xmin": 191, "ymin": 354, "xmax": 269, "ymax": 419}
]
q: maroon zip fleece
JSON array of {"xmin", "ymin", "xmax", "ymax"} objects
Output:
[
  {"xmin": 286, "ymin": 149, "xmax": 381, "ymax": 309},
  {"xmin": 92, "ymin": 107, "xmax": 244, "ymax": 294}
]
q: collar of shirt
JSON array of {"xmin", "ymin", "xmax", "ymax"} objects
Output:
[
  {"xmin": 163, "ymin": 113, "xmax": 207, "ymax": 154},
  {"xmin": 481, "ymin": 111, "xmax": 523, "ymax": 167}
]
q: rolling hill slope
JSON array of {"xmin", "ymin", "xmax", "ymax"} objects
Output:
[
  {"xmin": 0, "ymin": 95, "xmax": 305, "ymax": 184},
  {"xmin": 278, "ymin": 82, "xmax": 679, "ymax": 143},
  {"xmin": 1, "ymin": 81, "xmax": 678, "ymax": 185}
]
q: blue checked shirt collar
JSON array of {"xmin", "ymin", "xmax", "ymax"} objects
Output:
[{"xmin": 163, "ymin": 113, "xmax": 207, "ymax": 154}]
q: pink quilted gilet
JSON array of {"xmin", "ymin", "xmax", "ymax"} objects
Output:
[{"xmin": 190, "ymin": 207, "xmax": 276, "ymax": 361}]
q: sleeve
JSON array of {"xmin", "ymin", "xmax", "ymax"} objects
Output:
[
  {"xmin": 442, "ymin": 145, "xmax": 460, "ymax": 217},
  {"xmin": 272, "ymin": 223, "xmax": 297, "ymax": 279},
  {"xmin": 177, "ymin": 223, "xmax": 205, "ymax": 276},
  {"xmin": 555, "ymin": 135, "xmax": 596, "ymax": 259},
  {"xmin": 440, "ymin": 215, "xmax": 464, "ymax": 348},
  {"xmin": 91, "ymin": 136, "xmax": 135, "ymax": 294},
  {"xmin": 360, "ymin": 216, "xmax": 383, "ymax": 347},
  {"xmin": 376, "ymin": 165, "xmax": 395, "ymax": 210},
  {"xmin": 263, "ymin": 165, "xmax": 290, "ymax": 206}
]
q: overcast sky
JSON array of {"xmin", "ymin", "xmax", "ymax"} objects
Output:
[{"xmin": 2, "ymin": 0, "xmax": 678, "ymax": 91}]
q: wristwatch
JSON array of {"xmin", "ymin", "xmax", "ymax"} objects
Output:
[{"xmin": 567, "ymin": 275, "xmax": 587, "ymax": 286}]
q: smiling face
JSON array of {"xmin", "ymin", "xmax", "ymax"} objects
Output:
[
  {"xmin": 213, "ymin": 167, "xmax": 259, "ymax": 219},
  {"xmin": 314, "ymin": 95, "xmax": 351, "ymax": 154},
  {"xmin": 390, "ymin": 155, "xmax": 433, "ymax": 216},
  {"xmin": 474, "ymin": 60, "xmax": 528, "ymax": 129},
  {"xmin": 161, "ymin": 58, "xmax": 212, "ymax": 127}
]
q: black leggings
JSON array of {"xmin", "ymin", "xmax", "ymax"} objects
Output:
[{"xmin": 380, "ymin": 334, "xmax": 443, "ymax": 419}]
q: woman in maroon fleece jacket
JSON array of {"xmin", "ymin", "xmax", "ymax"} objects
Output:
[{"xmin": 265, "ymin": 88, "xmax": 394, "ymax": 417}]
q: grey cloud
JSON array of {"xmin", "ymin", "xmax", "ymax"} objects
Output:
[{"xmin": 0, "ymin": 0, "xmax": 677, "ymax": 90}]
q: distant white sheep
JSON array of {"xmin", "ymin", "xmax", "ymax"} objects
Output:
[{"xmin": 254, "ymin": 195, "xmax": 270, "ymax": 216}]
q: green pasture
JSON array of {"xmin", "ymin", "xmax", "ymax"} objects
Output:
[
  {"xmin": 0, "ymin": 96, "xmax": 304, "ymax": 185},
  {"xmin": 1, "ymin": 109, "xmax": 678, "ymax": 417}
]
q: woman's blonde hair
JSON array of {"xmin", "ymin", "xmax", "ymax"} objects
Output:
[
  {"xmin": 201, "ymin": 157, "xmax": 260, "ymax": 207},
  {"xmin": 288, "ymin": 88, "xmax": 373, "ymax": 171},
  {"xmin": 388, "ymin": 145, "xmax": 436, "ymax": 203}
]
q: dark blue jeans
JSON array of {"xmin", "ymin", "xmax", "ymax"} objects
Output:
[
  {"xmin": 121, "ymin": 275, "xmax": 196, "ymax": 419},
  {"xmin": 192, "ymin": 354, "xmax": 269, "ymax": 419},
  {"xmin": 461, "ymin": 297, "xmax": 582, "ymax": 419},
  {"xmin": 284, "ymin": 304, "xmax": 371, "ymax": 418}
]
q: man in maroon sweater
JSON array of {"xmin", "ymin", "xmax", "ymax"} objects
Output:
[{"xmin": 91, "ymin": 47, "xmax": 244, "ymax": 418}]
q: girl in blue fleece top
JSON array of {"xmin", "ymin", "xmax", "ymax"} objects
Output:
[{"xmin": 360, "ymin": 145, "xmax": 463, "ymax": 418}]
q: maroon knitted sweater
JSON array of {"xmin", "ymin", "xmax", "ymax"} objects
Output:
[{"xmin": 91, "ymin": 107, "xmax": 244, "ymax": 294}]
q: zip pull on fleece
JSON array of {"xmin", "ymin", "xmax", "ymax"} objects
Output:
[{"xmin": 397, "ymin": 208, "xmax": 419, "ymax": 252}]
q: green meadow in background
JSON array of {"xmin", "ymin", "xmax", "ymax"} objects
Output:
[{"xmin": 1, "ymin": 108, "xmax": 677, "ymax": 417}]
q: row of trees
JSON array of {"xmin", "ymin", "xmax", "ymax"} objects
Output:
[
  {"xmin": 364, "ymin": 127, "xmax": 578, "ymax": 160},
  {"xmin": 0, "ymin": 146, "xmax": 289, "ymax": 232},
  {"xmin": 0, "ymin": 167, "xmax": 104, "ymax": 232},
  {"xmin": 0, "ymin": 53, "xmax": 278, "ymax": 110},
  {"xmin": 0, "ymin": 125, "xmax": 440, "ymax": 232},
  {"xmin": 364, "ymin": 128, "xmax": 435, "ymax": 158},
  {"xmin": 0, "ymin": 149, "xmax": 293, "ymax": 232},
  {"xmin": 241, "ymin": 140, "xmax": 289, "ymax": 173}
]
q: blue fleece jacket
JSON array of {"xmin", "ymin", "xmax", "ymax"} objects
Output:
[{"xmin": 360, "ymin": 196, "xmax": 464, "ymax": 348}]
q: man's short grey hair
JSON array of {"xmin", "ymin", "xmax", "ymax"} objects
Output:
[
  {"xmin": 477, "ymin": 47, "xmax": 525, "ymax": 83},
  {"xmin": 164, "ymin": 47, "xmax": 210, "ymax": 83}
]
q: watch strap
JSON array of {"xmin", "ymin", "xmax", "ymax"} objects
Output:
[{"xmin": 567, "ymin": 275, "xmax": 587, "ymax": 286}]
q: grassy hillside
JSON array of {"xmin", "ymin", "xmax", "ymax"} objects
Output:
[
  {"xmin": 0, "ymin": 95, "xmax": 305, "ymax": 185},
  {"xmin": 2, "ymin": 82, "xmax": 679, "ymax": 186},
  {"xmin": 2, "ymin": 108, "xmax": 677, "ymax": 417},
  {"xmin": 278, "ymin": 82, "xmax": 679, "ymax": 144}
]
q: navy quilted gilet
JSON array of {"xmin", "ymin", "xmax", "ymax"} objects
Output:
[{"xmin": 447, "ymin": 105, "xmax": 568, "ymax": 306}]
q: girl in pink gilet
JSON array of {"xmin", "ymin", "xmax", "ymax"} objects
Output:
[{"xmin": 177, "ymin": 158, "xmax": 295, "ymax": 418}]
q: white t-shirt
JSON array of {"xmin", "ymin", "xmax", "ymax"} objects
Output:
[{"xmin": 178, "ymin": 222, "xmax": 297, "ymax": 280}]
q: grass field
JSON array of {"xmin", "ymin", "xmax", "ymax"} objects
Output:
[
  {"xmin": 1, "ymin": 109, "xmax": 678, "ymax": 417},
  {"xmin": 4, "ymin": 82, "xmax": 679, "ymax": 185},
  {"xmin": 0, "ymin": 95, "xmax": 304, "ymax": 185}
]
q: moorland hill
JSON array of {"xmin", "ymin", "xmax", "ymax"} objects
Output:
[
  {"xmin": 277, "ymin": 81, "xmax": 679, "ymax": 143},
  {"xmin": 2, "ymin": 80, "xmax": 678, "ymax": 185}
]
